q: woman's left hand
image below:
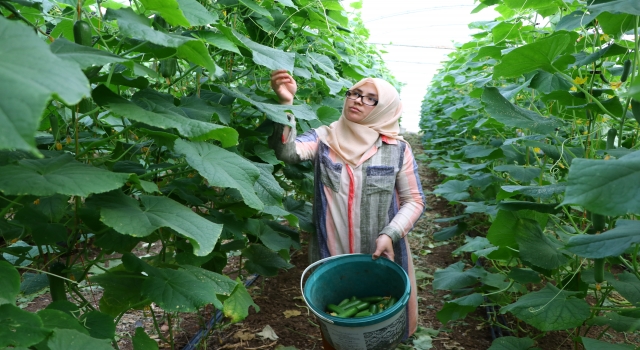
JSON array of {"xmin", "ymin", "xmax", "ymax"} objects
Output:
[{"xmin": 372, "ymin": 234, "xmax": 394, "ymax": 261}]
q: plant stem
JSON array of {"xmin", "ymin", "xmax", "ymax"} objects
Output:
[
  {"xmin": 138, "ymin": 163, "xmax": 184, "ymax": 180},
  {"xmin": 150, "ymin": 307, "xmax": 171, "ymax": 344}
]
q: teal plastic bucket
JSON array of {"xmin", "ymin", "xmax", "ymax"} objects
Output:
[{"xmin": 301, "ymin": 254, "xmax": 410, "ymax": 350}]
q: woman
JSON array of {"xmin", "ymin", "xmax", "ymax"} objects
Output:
[{"xmin": 269, "ymin": 69, "xmax": 425, "ymax": 344}]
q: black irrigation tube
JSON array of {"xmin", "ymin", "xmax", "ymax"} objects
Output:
[
  {"xmin": 182, "ymin": 274, "xmax": 261, "ymax": 350},
  {"xmin": 475, "ymin": 259, "xmax": 511, "ymax": 341}
]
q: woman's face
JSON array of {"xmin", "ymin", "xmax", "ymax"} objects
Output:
[{"xmin": 345, "ymin": 82, "xmax": 378, "ymax": 123}]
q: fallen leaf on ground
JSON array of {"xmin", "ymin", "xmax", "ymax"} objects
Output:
[
  {"xmin": 283, "ymin": 309, "xmax": 301, "ymax": 318},
  {"xmin": 257, "ymin": 325, "xmax": 278, "ymax": 340},
  {"xmin": 234, "ymin": 330, "xmax": 255, "ymax": 341}
]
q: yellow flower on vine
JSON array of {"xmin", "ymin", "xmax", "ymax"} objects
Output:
[
  {"xmin": 570, "ymin": 86, "xmax": 577, "ymax": 92},
  {"xmin": 610, "ymin": 81, "xmax": 622, "ymax": 90},
  {"xmin": 600, "ymin": 34, "xmax": 610, "ymax": 42},
  {"xmin": 472, "ymin": 135, "xmax": 476, "ymax": 140},
  {"xmin": 574, "ymin": 76, "xmax": 588, "ymax": 85}
]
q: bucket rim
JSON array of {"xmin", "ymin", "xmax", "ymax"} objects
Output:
[{"xmin": 301, "ymin": 254, "xmax": 410, "ymax": 327}]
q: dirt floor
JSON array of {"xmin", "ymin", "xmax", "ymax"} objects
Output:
[{"xmin": 19, "ymin": 134, "xmax": 640, "ymax": 350}]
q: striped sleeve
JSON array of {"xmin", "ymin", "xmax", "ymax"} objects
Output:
[
  {"xmin": 268, "ymin": 115, "xmax": 319, "ymax": 163},
  {"xmin": 379, "ymin": 143, "xmax": 426, "ymax": 243}
]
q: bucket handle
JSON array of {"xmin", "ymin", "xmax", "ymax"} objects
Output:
[{"xmin": 300, "ymin": 254, "xmax": 369, "ymax": 324}]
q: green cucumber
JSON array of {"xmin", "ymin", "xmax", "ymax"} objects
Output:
[
  {"xmin": 361, "ymin": 296, "xmax": 384, "ymax": 302},
  {"xmin": 591, "ymin": 212, "xmax": 606, "ymax": 233},
  {"xmin": 73, "ymin": 20, "xmax": 92, "ymax": 47},
  {"xmin": 606, "ymin": 128, "xmax": 617, "ymax": 150},
  {"xmin": 337, "ymin": 307, "xmax": 359, "ymax": 318},
  {"xmin": 599, "ymin": 72, "xmax": 609, "ymax": 84},
  {"xmin": 326, "ymin": 304, "xmax": 345, "ymax": 314},
  {"xmin": 594, "ymin": 258, "xmax": 605, "ymax": 283},
  {"xmin": 355, "ymin": 311, "xmax": 372, "ymax": 318},
  {"xmin": 621, "ymin": 59, "xmax": 631, "ymax": 82},
  {"xmin": 47, "ymin": 262, "xmax": 67, "ymax": 302},
  {"xmin": 159, "ymin": 58, "xmax": 177, "ymax": 78},
  {"xmin": 354, "ymin": 301, "xmax": 370, "ymax": 311},
  {"xmin": 337, "ymin": 298, "xmax": 350, "ymax": 307},
  {"xmin": 369, "ymin": 304, "xmax": 378, "ymax": 314}
]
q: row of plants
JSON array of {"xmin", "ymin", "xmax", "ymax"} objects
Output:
[
  {"xmin": 0, "ymin": 0, "xmax": 397, "ymax": 349},
  {"xmin": 420, "ymin": 0, "xmax": 640, "ymax": 349}
]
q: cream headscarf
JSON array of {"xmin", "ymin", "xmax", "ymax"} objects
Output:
[{"xmin": 317, "ymin": 78, "xmax": 404, "ymax": 166}]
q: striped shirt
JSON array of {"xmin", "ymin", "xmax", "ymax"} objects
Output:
[{"xmin": 270, "ymin": 121, "xmax": 426, "ymax": 337}]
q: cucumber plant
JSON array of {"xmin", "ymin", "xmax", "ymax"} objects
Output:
[
  {"xmin": 0, "ymin": 0, "xmax": 396, "ymax": 349},
  {"xmin": 420, "ymin": 1, "xmax": 640, "ymax": 349}
]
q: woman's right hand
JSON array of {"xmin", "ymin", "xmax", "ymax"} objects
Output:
[{"xmin": 271, "ymin": 69, "xmax": 297, "ymax": 105}]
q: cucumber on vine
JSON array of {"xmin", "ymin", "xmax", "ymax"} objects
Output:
[
  {"xmin": 47, "ymin": 262, "xmax": 68, "ymax": 302},
  {"xmin": 159, "ymin": 58, "xmax": 177, "ymax": 78},
  {"xmin": 606, "ymin": 128, "xmax": 617, "ymax": 150},
  {"xmin": 594, "ymin": 258, "xmax": 605, "ymax": 283},
  {"xmin": 621, "ymin": 59, "xmax": 631, "ymax": 82},
  {"xmin": 73, "ymin": 20, "xmax": 92, "ymax": 47}
]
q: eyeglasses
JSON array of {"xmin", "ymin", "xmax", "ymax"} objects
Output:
[{"xmin": 345, "ymin": 90, "xmax": 378, "ymax": 106}]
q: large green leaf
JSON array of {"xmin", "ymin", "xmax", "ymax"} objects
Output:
[
  {"xmin": 194, "ymin": 31, "xmax": 240, "ymax": 54},
  {"xmin": 436, "ymin": 293, "xmax": 483, "ymax": 324},
  {"xmin": 433, "ymin": 180, "xmax": 470, "ymax": 202},
  {"xmin": 0, "ymin": 154, "xmax": 129, "ymax": 196},
  {"xmin": 238, "ymin": 0, "xmax": 273, "ymax": 19},
  {"xmin": 79, "ymin": 311, "xmax": 116, "ymax": 339},
  {"xmin": 493, "ymin": 32, "xmax": 572, "ymax": 77},
  {"xmin": 501, "ymin": 184, "xmax": 566, "ymax": 200},
  {"xmin": 90, "ymin": 191, "xmax": 222, "ymax": 256},
  {"xmin": 47, "ymin": 329, "xmax": 113, "ymax": 350},
  {"xmin": 232, "ymin": 29, "xmax": 294, "ymax": 71},
  {"xmin": 487, "ymin": 210, "xmax": 548, "ymax": 248},
  {"xmin": 529, "ymin": 70, "xmax": 573, "ymax": 94},
  {"xmin": 176, "ymin": 0, "xmax": 218, "ymax": 25},
  {"xmin": 104, "ymin": 8, "xmax": 192, "ymax": 48},
  {"xmin": 50, "ymin": 38, "xmax": 127, "ymax": 69},
  {"xmin": 483, "ymin": 87, "xmax": 563, "ymax": 134},
  {"xmin": 488, "ymin": 337, "xmax": 535, "ymax": 350},
  {"xmin": 565, "ymin": 220, "xmax": 640, "ymax": 258},
  {"xmin": 588, "ymin": 312, "xmax": 640, "ymax": 332},
  {"xmin": 176, "ymin": 40, "xmax": 224, "ymax": 76},
  {"xmin": 217, "ymin": 85, "xmax": 317, "ymax": 122},
  {"xmin": 0, "ymin": 261, "xmax": 19, "ymax": 305},
  {"xmin": 139, "ymin": 0, "xmax": 190, "ymax": 27},
  {"xmin": 253, "ymin": 162, "xmax": 285, "ymax": 207},
  {"xmin": 121, "ymin": 254, "xmax": 236, "ymax": 312},
  {"xmin": 38, "ymin": 309, "xmax": 89, "ymax": 335},
  {"xmin": 501, "ymin": 284, "xmax": 590, "ymax": 331},
  {"xmin": 432, "ymin": 262, "xmax": 486, "ymax": 290},
  {"xmin": 242, "ymin": 244, "xmax": 294, "ymax": 277},
  {"xmin": 254, "ymin": 221, "xmax": 295, "ymax": 251},
  {"xmin": 223, "ymin": 280, "xmax": 260, "ymax": 323},
  {"xmin": 0, "ymin": 18, "xmax": 90, "ymax": 153},
  {"xmin": 581, "ymin": 337, "xmax": 634, "ymax": 350},
  {"xmin": 309, "ymin": 52, "xmax": 338, "ymax": 79},
  {"xmin": 515, "ymin": 219, "xmax": 568, "ymax": 270},
  {"xmin": 588, "ymin": 0, "xmax": 640, "ymax": 16},
  {"xmin": 606, "ymin": 272, "xmax": 640, "ymax": 306},
  {"xmin": 174, "ymin": 139, "xmax": 263, "ymax": 210},
  {"xmin": 133, "ymin": 327, "xmax": 159, "ymax": 350},
  {"xmin": 0, "ymin": 304, "xmax": 48, "ymax": 347},
  {"xmin": 92, "ymin": 270, "xmax": 149, "ymax": 317},
  {"xmin": 563, "ymin": 154, "xmax": 640, "ymax": 216},
  {"xmin": 493, "ymin": 165, "xmax": 541, "ymax": 184},
  {"xmin": 92, "ymin": 85, "xmax": 238, "ymax": 146},
  {"xmin": 556, "ymin": 10, "xmax": 598, "ymax": 31}
]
